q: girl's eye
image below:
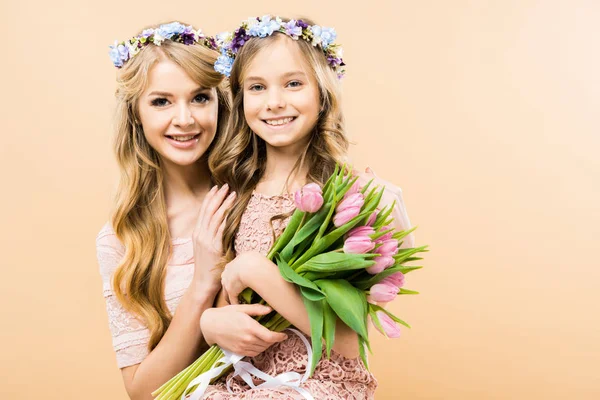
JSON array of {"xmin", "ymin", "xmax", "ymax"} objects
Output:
[
  {"xmin": 151, "ymin": 98, "xmax": 169, "ymax": 107},
  {"xmin": 287, "ymin": 80, "xmax": 302, "ymax": 88},
  {"xmin": 248, "ymin": 84, "xmax": 265, "ymax": 91},
  {"xmin": 194, "ymin": 93, "xmax": 210, "ymax": 103}
]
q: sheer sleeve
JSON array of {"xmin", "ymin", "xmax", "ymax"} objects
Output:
[{"xmin": 96, "ymin": 223, "xmax": 150, "ymax": 368}]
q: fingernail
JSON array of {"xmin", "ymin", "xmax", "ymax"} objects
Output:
[
  {"xmin": 228, "ymin": 191, "xmax": 237, "ymax": 200},
  {"xmin": 223, "ymin": 183, "xmax": 229, "ymax": 190}
]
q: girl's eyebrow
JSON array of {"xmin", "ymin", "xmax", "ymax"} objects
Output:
[{"xmin": 245, "ymin": 71, "xmax": 306, "ymax": 83}]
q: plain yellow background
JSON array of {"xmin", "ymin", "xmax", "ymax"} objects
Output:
[{"xmin": 1, "ymin": 0, "xmax": 598, "ymax": 399}]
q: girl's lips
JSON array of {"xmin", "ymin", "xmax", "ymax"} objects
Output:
[{"xmin": 165, "ymin": 134, "xmax": 200, "ymax": 149}]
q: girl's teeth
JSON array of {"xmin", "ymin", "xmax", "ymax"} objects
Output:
[
  {"xmin": 171, "ymin": 135, "xmax": 195, "ymax": 141},
  {"xmin": 266, "ymin": 117, "xmax": 293, "ymax": 126}
]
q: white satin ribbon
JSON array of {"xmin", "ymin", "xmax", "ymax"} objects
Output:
[{"xmin": 182, "ymin": 328, "xmax": 314, "ymax": 400}]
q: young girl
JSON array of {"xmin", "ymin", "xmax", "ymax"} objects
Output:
[
  {"xmin": 97, "ymin": 22, "xmax": 287, "ymax": 400},
  {"xmin": 201, "ymin": 16, "xmax": 415, "ymax": 399}
]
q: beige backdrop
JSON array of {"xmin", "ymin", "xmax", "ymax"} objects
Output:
[{"xmin": 1, "ymin": 0, "xmax": 598, "ymax": 399}]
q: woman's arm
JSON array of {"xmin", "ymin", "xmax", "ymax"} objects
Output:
[{"xmin": 121, "ymin": 281, "xmax": 219, "ymax": 400}]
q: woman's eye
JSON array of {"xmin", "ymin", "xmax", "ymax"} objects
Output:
[
  {"xmin": 249, "ymin": 84, "xmax": 265, "ymax": 91},
  {"xmin": 194, "ymin": 93, "xmax": 210, "ymax": 103},
  {"xmin": 287, "ymin": 80, "xmax": 302, "ymax": 88},
  {"xmin": 151, "ymin": 98, "xmax": 169, "ymax": 107}
]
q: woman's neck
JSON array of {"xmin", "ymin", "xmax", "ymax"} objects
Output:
[{"xmin": 161, "ymin": 158, "xmax": 212, "ymax": 238}]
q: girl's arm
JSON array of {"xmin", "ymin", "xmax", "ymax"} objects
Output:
[{"xmin": 222, "ymin": 252, "xmax": 361, "ymax": 359}]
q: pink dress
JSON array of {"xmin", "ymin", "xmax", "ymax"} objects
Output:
[
  {"xmin": 97, "ymin": 192, "xmax": 376, "ymax": 399},
  {"xmin": 204, "ymin": 192, "xmax": 376, "ymax": 400}
]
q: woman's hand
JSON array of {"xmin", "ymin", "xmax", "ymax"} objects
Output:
[
  {"xmin": 200, "ymin": 304, "xmax": 288, "ymax": 357},
  {"xmin": 192, "ymin": 184, "xmax": 236, "ymax": 289},
  {"xmin": 221, "ymin": 251, "xmax": 268, "ymax": 305}
]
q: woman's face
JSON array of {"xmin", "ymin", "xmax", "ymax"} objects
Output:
[{"xmin": 138, "ymin": 59, "xmax": 218, "ymax": 167}]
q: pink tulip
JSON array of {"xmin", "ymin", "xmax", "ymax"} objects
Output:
[
  {"xmin": 347, "ymin": 225, "xmax": 375, "ymax": 239},
  {"xmin": 343, "ymin": 235, "xmax": 375, "ymax": 254},
  {"xmin": 333, "ymin": 207, "xmax": 361, "ymax": 227},
  {"xmin": 294, "ymin": 183, "xmax": 324, "ymax": 213},
  {"xmin": 366, "ymin": 255, "xmax": 395, "ymax": 274},
  {"xmin": 377, "ymin": 239, "xmax": 399, "ymax": 257},
  {"xmin": 333, "ymin": 193, "xmax": 364, "ymax": 227},
  {"xmin": 366, "ymin": 212, "xmax": 377, "ymax": 226},
  {"xmin": 374, "ymin": 311, "xmax": 401, "ymax": 338},
  {"xmin": 344, "ymin": 180, "xmax": 361, "ymax": 198},
  {"xmin": 369, "ymin": 281, "xmax": 399, "ymax": 302},
  {"xmin": 376, "ymin": 225, "xmax": 393, "ymax": 242},
  {"xmin": 382, "ymin": 272, "xmax": 405, "ymax": 288}
]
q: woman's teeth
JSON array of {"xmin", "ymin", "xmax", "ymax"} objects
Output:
[
  {"xmin": 265, "ymin": 117, "xmax": 294, "ymax": 126},
  {"xmin": 168, "ymin": 135, "xmax": 197, "ymax": 141}
]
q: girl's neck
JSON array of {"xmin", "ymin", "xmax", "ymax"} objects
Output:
[{"xmin": 258, "ymin": 143, "xmax": 309, "ymax": 196}]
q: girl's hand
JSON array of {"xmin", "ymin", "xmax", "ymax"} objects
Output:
[
  {"xmin": 221, "ymin": 251, "xmax": 267, "ymax": 305},
  {"xmin": 192, "ymin": 184, "xmax": 237, "ymax": 289},
  {"xmin": 200, "ymin": 304, "xmax": 288, "ymax": 357}
]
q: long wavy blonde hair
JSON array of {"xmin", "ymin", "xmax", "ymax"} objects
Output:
[
  {"xmin": 111, "ymin": 23, "xmax": 230, "ymax": 351},
  {"xmin": 209, "ymin": 18, "xmax": 349, "ymax": 262}
]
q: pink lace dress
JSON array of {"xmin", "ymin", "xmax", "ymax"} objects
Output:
[
  {"xmin": 97, "ymin": 191, "xmax": 376, "ymax": 399},
  {"xmin": 203, "ymin": 192, "xmax": 377, "ymax": 400}
]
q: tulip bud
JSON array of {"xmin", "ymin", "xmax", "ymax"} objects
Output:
[
  {"xmin": 382, "ymin": 272, "xmax": 405, "ymax": 288},
  {"xmin": 347, "ymin": 225, "xmax": 375, "ymax": 239},
  {"xmin": 333, "ymin": 193, "xmax": 364, "ymax": 227},
  {"xmin": 366, "ymin": 212, "xmax": 377, "ymax": 226},
  {"xmin": 369, "ymin": 281, "xmax": 399, "ymax": 302},
  {"xmin": 373, "ymin": 311, "xmax": 401, "ymax": 338},
  {"xmin": 366, "ymin": 255, "xmax": 395, "ymax": 274},
  {"xmin": 377, "ymin": 239, "xmax": 399, "ymax": 257},
  {"xmin": 294, "ymin": 183, "xmax": 324, "ymax": 213},
  {"xmin": 376, "ymin": 225, "xmax": 393, "ymax": 242},
  {"xmin": 343, "ymin": 235, "xmax": 375, "ymax": 254}
]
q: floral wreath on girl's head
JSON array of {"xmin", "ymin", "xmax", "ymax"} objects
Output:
[
  {"xmin": 109, "ymin": 22, "xmax": 218, "ymax": 68},
  {"xmin": 214, "ymin": 15, "xmax": 345, "ymax": 79}
]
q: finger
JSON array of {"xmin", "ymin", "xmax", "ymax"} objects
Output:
[
  {"xmin": 229, "ymin": 289, "xmax": 240, "ymax": 305},
  {"xmin": 206, "ymin": 184, "xmax": 230, "ymax": 217},
  {"xmin": 195, "ymin": 185, "xmax": 218, "ymax": 232},
  {"xmin": 216, "ymin": 218, "xmax": 227, "ymax": 243},
  {"xmin": 234, "ymin": 304, "xmax": 272, "ymax": 316},
  {"xmin": 208, "ymin": 191, "xmax": 236, "ymax": 234},
  {"xmin": 221, "ymin": 286, "xmax": 231, "ymax": 305},
  {"xmin": 253, "ymin": 326, "xmax": 288, "ymax": 344}
]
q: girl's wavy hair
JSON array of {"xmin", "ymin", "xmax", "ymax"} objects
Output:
[
  {"xmin": 110, "ymin": 22, "xmax": 230, "ymax": 351},
  {"xmin": 209, "ymin": 18, "xmax": 348, "ymax": 263}
]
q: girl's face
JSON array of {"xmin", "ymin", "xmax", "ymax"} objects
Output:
[
  {"xmin": 138, "ymin": 59, "xmax": 218, "ymax": 167},
  {"xmin": 242, "ymin": 37, "xmax": 320, "ymax": 153}
]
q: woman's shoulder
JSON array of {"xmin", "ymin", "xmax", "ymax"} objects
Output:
[{"xmin": 96, "ymin": 222, "xmax": 125, "ymax": 256}]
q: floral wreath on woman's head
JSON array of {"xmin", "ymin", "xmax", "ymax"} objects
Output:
[
  {"xmin": 214, "ymin": 15, "xmax": 345, "ymax": 79},
  {"xmin": 108, "ymin": 22, "xmax": 218, "ymax": 68}
]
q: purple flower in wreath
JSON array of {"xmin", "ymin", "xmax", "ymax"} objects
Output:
[
  {"xmin": 296, "ymin": 19, "xmax": 309, "ymax": 29},
  {"xmin": 283, "ymin": 20, "xmax": 302, "ymax": 38},
  {"xmin": 231, "ymin": 27, "xmax": 250, "ymax": 53}
]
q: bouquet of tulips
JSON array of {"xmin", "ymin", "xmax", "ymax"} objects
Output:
[{"xmin": 152, "ymin": 165, "xmax": 427, "ymax": 400}]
